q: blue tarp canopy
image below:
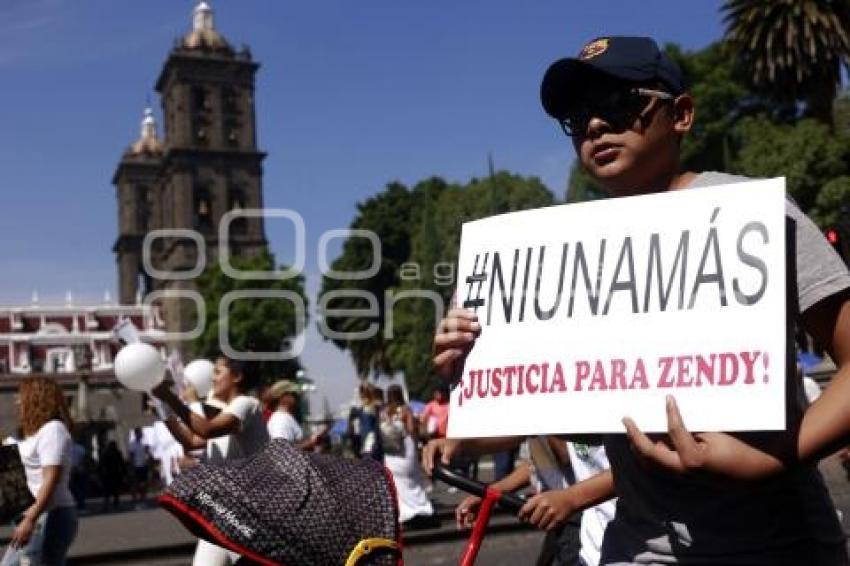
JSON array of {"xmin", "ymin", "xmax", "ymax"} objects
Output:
[{"xmin": 798, "ymin": 351, "xmax": 822, "ymax": 372}]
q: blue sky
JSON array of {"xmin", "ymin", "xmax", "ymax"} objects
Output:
[{"xmin": 0, "ymin": 0, "xmax": 725, "ymax": 409}]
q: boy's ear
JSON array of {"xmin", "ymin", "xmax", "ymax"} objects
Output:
[{"xmin": 672, "ymin": 94, "xmax": 695, "ymax": 135}]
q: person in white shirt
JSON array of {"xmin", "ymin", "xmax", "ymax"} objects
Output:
[
  {"xmin": 266, "ymin": 380, "xmax": 304, "ymax": 442},
  {"xmin": 2, "ymin": 377, "xmax": 78, "ymax": 566},
  {"xmin": 265, "ymin": 379, "xmax": 328, "ymax": 451},
  {"xmin": 152, "ymin": 355, "xmax": 269, "ymax": 566}
]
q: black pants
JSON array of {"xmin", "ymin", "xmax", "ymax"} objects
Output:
[{"xmin": 536, "ymin": 513, "xmax": 582, "ymax": 566}]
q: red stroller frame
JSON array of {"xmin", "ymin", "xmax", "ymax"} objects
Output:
[{"xmin": 431, "ymin": 463, "xmax": 525, "ymax": 566}]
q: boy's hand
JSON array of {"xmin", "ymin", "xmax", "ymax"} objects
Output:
[
  {"xmin": 518, "ymin": 489, "xmax": 575, "ymax": 531},
  {"xmin": 433, "ymin": 309, "xmax": 481, "ymax": 382},
  {"xmin": 455, "ymin": 495, "xmax": 482, "ymax": 529},
  {"xmin": 623, "ymin": 395, "xmax": 785, "ymax": 480},
  {"xmin": 421, "ymin": 437, "xmax": 462, "ymax": 476}
]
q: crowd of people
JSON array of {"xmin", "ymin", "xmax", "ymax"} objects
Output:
[
  {"xmin": 9, "ymin": 31, "xmax": 850, "ymax": 566},
  {"xmin": 344, "ymin": 382, "xmax": 441, "ymax": 527},
  {"xmin": 0, "ymin": 358, "xmax": 448, "ymax": 565}
]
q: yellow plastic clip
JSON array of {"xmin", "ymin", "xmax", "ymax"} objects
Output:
[{"xmin": 345, "ymin": 537, "xmax": 399, "ymax": 566}]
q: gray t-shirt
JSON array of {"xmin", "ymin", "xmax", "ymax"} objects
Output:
[{"xmin": 601, "ymin": 172, "xmax": 850, "ymax": 565}]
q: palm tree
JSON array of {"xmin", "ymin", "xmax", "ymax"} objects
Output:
[{"xmin": 722, "ymin": 0, "xmax": 850, "ymax": 125}]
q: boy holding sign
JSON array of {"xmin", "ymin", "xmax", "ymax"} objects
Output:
[{"xmin": 429, "ymin": 36, "xmax": 850, "ymax": 564}]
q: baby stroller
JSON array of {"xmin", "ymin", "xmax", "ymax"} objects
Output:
[
  {"xmin": 160, "ymin": 440, "xmax": 524, "ymax": 565},
  {"xmin": 160, "ymin": 439, "xmax": 401, "ymax": 565}
]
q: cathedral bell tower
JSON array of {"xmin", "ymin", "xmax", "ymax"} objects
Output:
[
  {"xmin": 112, "ymin": 108, "xmax": 163, "ymax": 305},
  {"xmin": 112, "ymin": 2, "xmax": 268, "ymax": 343},
  {"xmin": 154, "ymin": 0, "xmax": 267, "ymax": 266}
]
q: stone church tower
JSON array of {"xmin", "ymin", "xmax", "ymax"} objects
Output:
[{"xmin": 112, "ymin": 2, "xmax": 268, "ymax": 342}]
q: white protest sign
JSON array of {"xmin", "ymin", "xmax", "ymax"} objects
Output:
[{"xmin": 448, "ymin": 178, "xmax": 786, "ymax": 437}]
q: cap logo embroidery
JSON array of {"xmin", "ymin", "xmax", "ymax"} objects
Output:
[{"xmin": 579, "ymin": 38, "xmax": 609, "ymax": 60}]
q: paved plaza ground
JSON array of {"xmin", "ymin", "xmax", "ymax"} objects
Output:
[{"xmin": 3, "ymin": 454, "xmax": 850, "ymax": 564}]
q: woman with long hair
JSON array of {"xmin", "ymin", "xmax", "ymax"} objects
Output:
[
  {"xmin": 381, "ymin": 384, "xmax": 433, "ymax": 525},
  {"xmin": 2, "ymin": 376, "xmax": 78, "ymax": 566},
  {"xmin": 152, "ymin": 354, "xmax": 269, "ymax": 566}
]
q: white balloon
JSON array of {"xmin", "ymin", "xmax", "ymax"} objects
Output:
[
  {"xmin": 184, "ymin": 359, "xmax": 215, "ymax": 398},
  {"xmin": 114, "ymin": 343, "xmax": 165, "ymax": 392}
]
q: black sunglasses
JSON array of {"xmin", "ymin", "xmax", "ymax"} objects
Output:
[{"xmin": 559, "ymin": 87, "xmax": 674, "ymax": 137}]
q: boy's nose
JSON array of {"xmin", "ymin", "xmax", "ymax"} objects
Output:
[{"xmin": 585, "ymin": 115, "xmax": 612, "ymax": 139}]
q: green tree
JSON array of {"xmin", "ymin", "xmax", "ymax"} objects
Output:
[
  {"xmin": 318, "ymin": 182, "xmax": 416, "ymax": 379},
  {"xmin": 321, "ymin": 172, "xmax": 554, "ymax": 398},
  {"xmin": 731, "ymin": 115, "xmax": 850, "ymax": 212},
  {"xmin": 193, "ymin": 249, "xmax": 308, "ymax": 385},
  {"xmin": 384, "ymin": 179, "xmax": 449, "ymax": 397},
  {"xmin": 388, "ymin": 172, "xmax": 554, "ymax": 398},
  {"xmin": 810, "ymin": 175, "xmax": 850, "ymax": 226},
  {"xmin": 722, "ymin": 0, "xmax": 850, "ymax": 125},
  {"xmin": 834, "ymin": 89, "xmax": 850, "ymax": 135}
]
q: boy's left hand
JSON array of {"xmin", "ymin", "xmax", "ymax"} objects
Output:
[
  {"xmin": 623, "ymin": 395, "xmax": 786, "ymax": 480},
  {"xmin": 518, "ymin": 489, "xmax": 574, "ymax": 531}
]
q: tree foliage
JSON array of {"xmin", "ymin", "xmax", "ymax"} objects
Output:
[
  {"xmin": 193, "ymin": 249, "xmax": 308, "ymax": 385},
  {"xmin": 319, "ymin": 182, "xmax": 417, "ymax": 380},
  {"xmin": 731, "ymin": 116, "xmax": 850, "ymax": 212},
  {"xmin": 394, "ymin": 172, "xmax": 554, "ymax": 398},
  {"xmin": 320, "ymin": 172, "xmax": 554, "ymax": 398},
  {"xmin": 670, "ymin": 37, "xmax": 850, "ymax": 219},
  {"xmin": 811, "ymin": 175, "xmax": 850, "ymax": 226},
  {"xmin": 722, "ymin": 0, "xmax": 850, "ymax": 124}
]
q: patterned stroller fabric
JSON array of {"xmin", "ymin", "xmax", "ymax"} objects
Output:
[{"xmin": 160, "ymin": 439, "xmax": 401, "ymax": 566}]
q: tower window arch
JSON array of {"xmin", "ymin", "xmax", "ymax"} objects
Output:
[
  {"xmin": 136, "ymin": 185, "xmax": 151, "ymax": 232},
  {"xmin": 228, "ymin": 186, "xmax": 247, "ymax": 234},
  {"xmin": 194, "ymin": 185, "xmax": 213, "ymax": 232},
  {"xmin": 222, "ymin": 86, "xmax": 239, "ymax": 114},
  {"xmin": 192, "ymin": 86, "xmax": 211, "ymax": 145}
]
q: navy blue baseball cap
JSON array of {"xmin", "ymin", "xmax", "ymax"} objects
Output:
[{"xmin": 541, "ymin": 36, "xmax": 685, "ymax": 119}]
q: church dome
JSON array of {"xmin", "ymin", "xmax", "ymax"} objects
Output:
[
  {"xmin": 182, "ymin": 2, "xmax": 232, "ymax": 52},
  {"xmin": 128, "ymin": 107, "xmax": 163, "ymax": 156}
]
